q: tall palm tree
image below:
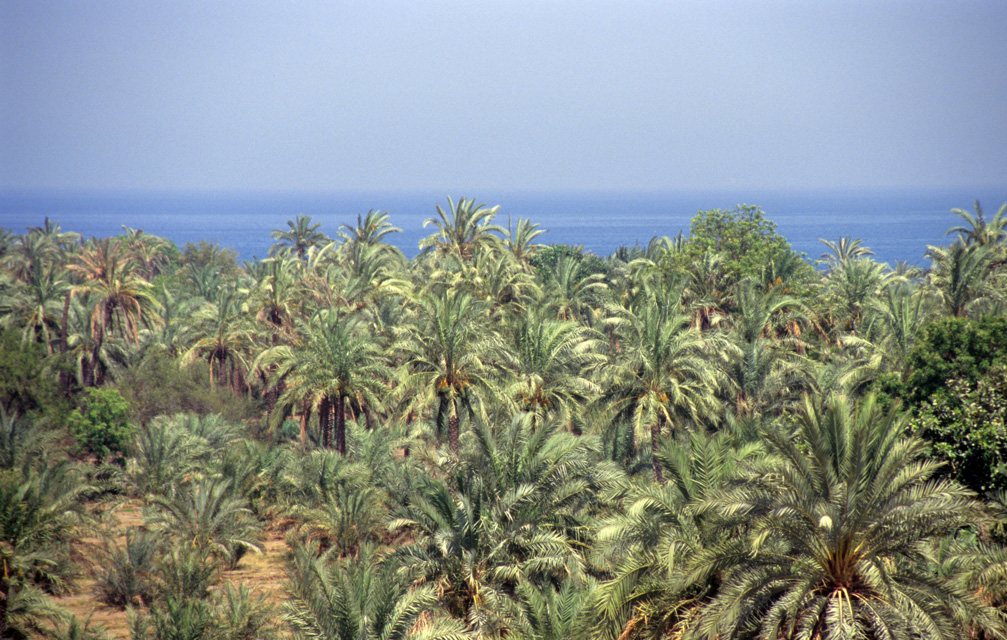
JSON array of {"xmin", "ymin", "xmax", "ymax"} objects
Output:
[
  {"xmin": 505, "ymin": 310, "xmax": 605, "ymax": 430},
  {"xmin": 947, "ymin": 200, "xmax": 1007, "ymax": 247},
  {"xmin": 393, "ymin": 289, "xmax": 505, "ymax": 455},
  {"xmin": 270, "ymin": 214, "xmax": 329, "ymax": 258},
  {"xmin": 182, "ymin": 286, "xmax": 254, "ymax": 392},
  {"xmin": 819, "ymin": 236, "xmax": 874, "ymax": 266},
  {"xmin": 66, "ymin": 238, "xmax": 160, "ymax": 386},
  {"xmin": 505, "ymin": 217, "xmax": 547, "ymax": 269},
  {"xmin": 262, "ymin": 309, "xmax": 390, "ymax": 453},
  {"xmin": 926, "ymin": 240, "xmax": 1002, "ymax": 318},
  {"xmin": 685, "ymin": 394, "xmax": 1006, "ymax": 640},
  {"xmin": 419, "ymin": 197, "xmax": 506, "ymax": 261},
  {"xmin": 605, "ymin": 305, "xmax": 720, "ymax": 483},
  {"xmin": 339, "ymin": 209, "xmax": 403, "ymax": 247}
]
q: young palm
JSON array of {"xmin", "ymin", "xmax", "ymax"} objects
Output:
[
  {"xmin": 145, "ymin": 477, "xmax": 262, "ymax": 569},
  {"xmin": 686, "ymin": 394, "xmax": 1006, "ymax": 640},
  {"xmin": 283, "ymin": 542, "xmax": 467, "ymax": 640}
]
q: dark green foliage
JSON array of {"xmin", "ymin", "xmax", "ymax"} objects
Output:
[
  {"xmin": 680, "ymin": 205, "xmax": 813, "ymax": 290},
  {"xmin": 912, "ymin": 364, "xmax": 1007, "ymax": 496},
  {"xmin": 115, "ymin": 353, "xmax": 260, "ymax": 426},
  {"xmin": 68, "ymin": 388, "xmax": 134, "ymax": 464},
  {"xmin": 178, "ymin": 241, "xmax": 240, "ymax": 277},
  {"xmin": 0, "ymin": 329, "xmax": 65, "ymax": 418},
  {"xmin": 902, "ymin": 316, "xmax": 1007, "ymax": 404},
  {"xmin": 530, "ymin": 244, "xmax": 610, "ymax": 282}
]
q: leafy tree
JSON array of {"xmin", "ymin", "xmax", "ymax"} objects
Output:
[
  {"xmin": 0, "ymin": 329, "xmax": 64, "ymax": 418},
  {"xmin": 912, "ymin": 365, "xmax": 1007, "ymax": 496},
  {"xmin": 680, "ymin": 205, "xmax": 813, "ymax": 290},
  {"xmin": 68, "ymin": 387, "xmax": 134, "ymax": 464}
]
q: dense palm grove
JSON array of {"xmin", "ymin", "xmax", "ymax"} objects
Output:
[{"xmin": 1, "ymin": 198, "xmax": 1007, "ymax": 640}]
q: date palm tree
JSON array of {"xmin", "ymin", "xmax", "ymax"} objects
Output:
[
  {"xmin": 947, "ymin": 200, "xmax": 1007, "ymax": 248},
  {"xmin": 685, "ymin": 394, "xmax": 1006, "ymax": 640},
  {"xmin": 605, "ymin": 304, "xmax": 720, "ymax": 483},
  {"xmin": 393, "ymin": 289, "xmax": 505, "ymax": 455},
  {"xmin": 262, "ymin": 308, "xmax": 390, "ymax": 453},
  {"xmin": 926, "ymin": 240, "xmax": 1002, "ymax": 318},
  {"xmin": 182, "ymin": 286, "xmax": 254, "ymax": 392},
  {"xmin": 145, "ymin": 477, "xmax": 262, "ymax": 569},
  {"xmin": 283, "ymin": 542, "xmax": 467, "ymax": 640},
  {"xmin": 505, "ymin": 310, "xmax": 605, "ymax": 430},
  {"xmin": 420, "ymin": 197, "xmax": 506, "ymax": 261},
  {"xmin": 67, "ymin": 238, "xmax": 160, "ymax": 386},
  {"xmin": 270, "ymin": 214, "xmax": 329, "ymax": 258}
]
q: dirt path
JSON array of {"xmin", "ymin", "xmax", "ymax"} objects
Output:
[{"xmin": 53, "ymin": 501, "xmax": 290, "ymax": 639}]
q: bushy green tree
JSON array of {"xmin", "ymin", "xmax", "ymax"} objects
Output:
[
  {"xmin": 680, "ymin": 205, "xmax": 813, "ymax": 291},
  {"xmin": 68, "ymin": 388, "xmax": 134, "ymax": 464}
]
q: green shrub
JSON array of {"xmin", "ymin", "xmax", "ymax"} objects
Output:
[{"xmin": 68, "ymin": 388, "xmax": 134, "ymax": 464}]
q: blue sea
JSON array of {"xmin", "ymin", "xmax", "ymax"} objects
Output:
[{"xmin": 2, "ymin": 187, "xmax": 1006, "ymax": 267}]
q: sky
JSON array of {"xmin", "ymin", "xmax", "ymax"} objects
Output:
[{"xmin": 2, "ymin": 1, "xmax": 1006, "ymax": 193}]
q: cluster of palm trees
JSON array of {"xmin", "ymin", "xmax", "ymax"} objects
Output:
[{"xmin": 0, "ymin": 198, "xmax": 1005, "ymax": 639}]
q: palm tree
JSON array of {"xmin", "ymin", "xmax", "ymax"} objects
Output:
[
  {"xmin": 182, "ymin": 286, "xmax": 254, "ymax": 392},
  {"xmin": 592, "ymin": 428, "xmax": 763, "ymax": 640},
  {"xmin": 605, "ymin": 305, "xmax": 720, "ymax": 483},
  {"xmin": 270, "ymin": 214, "xmax": 329, "ymax": 258},
  {"xmin": 947, "ymin": 200, "xmax": 1007, "ymax": 247},
  {"xmin": 393, "ymin": 289, "xmax": 505, "ymax": 455},
  {"xmin": 339, "ymin": 209, "xmax": 402, "ymax": 247},
  {"xmin": 545, "ymin": 256, "xmax": 609, "ymax": 325},
  {"xmin": 821, "ymin": 256, "xmax": 893, "ymax": 334},
  {"xmin": 262, "ymin": 308, "xmax": 390, "ymax": 453},
  {"xmin": 505, "ymin": 310, "xmax": 605, "ymax": 430},
  {"xmin": 0, "ymin": 256, "xmax": 68, "ymax": 353},
  {"xmin": 926, "ymin": 240, "xmax": 1001, "ymax": 317},
  {"xmin": 282, "ymin": 542, "xmax": 467, "ymax": 640},
  {"xmin": 66, "ymin": 238, "xmax": 160, "ymax": 386},
  {"xmin": 419, "ymin": 197, "xmax": 506, "ymax": 260},
  {"xmin": 505, "ymin": 217, "xmax": 547, "ymax": 269},
  {"xmin": 145, "ymin": 477, "xmax": 262, "ymax": 569},
  {"xmin": 819, "ymin": 236, "xmax": 874, "ymax": 265},
  {"xmin": 685, "ymin": 394, "xmax": 1006, "ymax": 640}
]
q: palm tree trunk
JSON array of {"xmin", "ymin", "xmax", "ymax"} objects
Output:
[
  {"xmin": 448, "ymin": 401, "xmax": 460, "ymax": 456},
  {"xmin": 320, "ymin": 396, "xmax": 331, "ymax": 449},
  {"xmin": 651, "ymin": 416, "xmax": 666, "ymax": 484},
  {"xmin": 299, "ymin": 403, "xmax": 309, "ymax": 448},
  {"xmin": 335, "ymin": 394, "xmax": 347, "ymax": 456},
  {"xmin": 436, "ymin": 394, "xmax": 449, "ymax": 443}
]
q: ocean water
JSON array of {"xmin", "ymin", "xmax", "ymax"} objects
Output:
[{"xmin": 2, "ymin": 187, "xmax": 1005, "ymax": 267}]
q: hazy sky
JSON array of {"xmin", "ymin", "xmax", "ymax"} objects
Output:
[{"xmin": 2, "ymin": 1, "xmax": 1005, "ymax": 192}]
